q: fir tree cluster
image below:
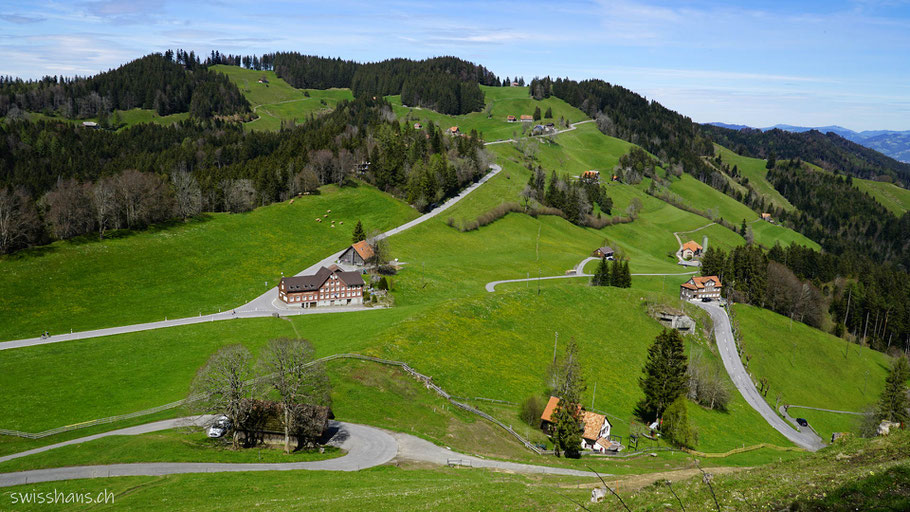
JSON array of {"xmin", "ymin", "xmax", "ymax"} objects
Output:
[{"xmin": 590, "ymin": 256, "xmax": 631, "ymax": 288}]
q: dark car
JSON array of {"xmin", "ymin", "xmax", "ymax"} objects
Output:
[
  {"xmin": 701, "ymin": 297, "xmax": 712, "ymax": 303},
  {"xmin": 796, "ymin": 418, "xmax": 809, "ymax": 427}
]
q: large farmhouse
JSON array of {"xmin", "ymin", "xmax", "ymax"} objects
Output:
[
  {"xmin": 278, "ymin": 265, "xmax": 364, "ymax": 307},
  {"xmin": 339, "ymin": 240, "xmax": 374, "ymax": 266},
  {"xmin": 679, "ymin": 275, "xmax": 723, "ymax": 301},
  {"xmin": 681, "ymin": 240, "xmax": 703, "ymax": 259},
  {"xmin": 540, "ymin": 396, "xmax": 613, "ymax": 453}
]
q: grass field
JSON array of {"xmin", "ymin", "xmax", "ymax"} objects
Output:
[
  {"xmin": 713, "ymin": 144, "xmax": 795, "ymax": 211},
  {"xmin": 732, "ymin": 304, "xmax": 893, "ymax": 438},
  {"xmin": 854, "ymin": 177, "xmax": 910, "ymax": 215},
  {"xmin": 23, "ymin": 108, "xmax": 189, "ymax": 129},
  {"xmin": 0, "ymin": 183, "xmax": 417, "ymax": 342},
  {"xmin": 388, "ymin": 85, "xmax": 588, "ymax": 142},
  {"xmin": 210, "ymin": 65, "xmax": 353, "ymax": 131}
]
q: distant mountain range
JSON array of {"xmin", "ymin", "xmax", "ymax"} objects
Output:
[{"xmin": 707, "ymin": 122, "xmax": 910, "ymax": 163}]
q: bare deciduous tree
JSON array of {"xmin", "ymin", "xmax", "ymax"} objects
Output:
[
  {"xmin": 43, "ymin": 178, "xmax": 93, "ymax": 239},
  {"xmin": 171, "ymin": 168, "xmax": 202, "ymax": 220},
  {"xmin": 0, "ymin": 187, "xmax": 40, "ymax": 253},
  {"xmin": 91, "ymin": 177, "xmax": 118, "ymax": 239},
  {"xmin": 258, "ymin": 338, "xmax": 331, "ymax": 453},
  {"xmin": 187, "ymin": 344, "xmax": 257, "ymax": 448},
  {"xmin": 222, "ymin": 179, "xmax": 257, "ymax": 213},
  {"xmin": 114, "ymin": 170, "xmax": 174, "ymax": 228}
]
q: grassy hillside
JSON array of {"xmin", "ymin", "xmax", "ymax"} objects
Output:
[
  {"xmin": 714, "ymin": 143, "xmax": 795, "ymax": 211},
  {"xmin": 23, "ymin": 108, "xmax": 189, "ymax": 129},
  {"xmin": 0, "ymin": 183, "xmax": 417, "ymax": 341},
  {"xmin": 854, "ymin": 178, "xmax": 910, "ymax": 215},
  {"xmin": 733, "ymin": 304, "xmax": 893, "ymax": 439},
  {"xmin": 388, "ymin": 85, "xmax": 588, "ymax": 142},
  {"xmin": 210, "ymin": 64, "xmax": 353, "ymax": 131}
]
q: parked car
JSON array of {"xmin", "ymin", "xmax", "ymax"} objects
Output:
[
  {"xmin": 207, "ymin": 415, "xmax": 232, "ymax": 438},
  {"xmin": 796, "ymin": 418, "xmax": 809, "ymax": 427},
  {"xmin": 701, "ymin": 297, "xmax": 712, "ymax": 302}
]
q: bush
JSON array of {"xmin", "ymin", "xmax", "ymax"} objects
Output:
[
  {"xmin": 662, "ymin": 396, "xmax": 697, "ymax": 448},
  {"xmin": 376, "ymin": 276, "xmax": 389, "ymax": 291},
  {"xmin": 520, "ymin": 395, "xmax": 547, "ymax": 427}
]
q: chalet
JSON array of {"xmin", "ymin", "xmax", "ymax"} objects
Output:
[
  {"xmin": 233, "ymin": 399, "xmax": 333, "ymax": 449},
  {"xmin": 506, "ymin": 115, "xmax": 517, "ymax": 122},
  {"xmin": 339, "ymin": 240, "xmax": 374, "ymax": 266},
  {"xmin": 592, "ymin": 246, "xmax": 614, "ymax": 260},
  {"xmin": 540, "ymin": 396, "xmax": 612, "ymax": 452},
  {"xmin": 278, "ymin": 265, "xmax": 364, "ymax": 308},
  {"xmin": 520, "ymin": 115, "xmax": 533, "ymax": 122},
  {"xmin": 681, "ymin": 240, "xmax": 703, "ymax": 259},
  {"xmin": 679, "ymin": 275, "xmax": 723, "ymax": 301},
  {"xmin": 581, "ymin": 170, "xmax": 600, "ymax": 184},
  {"xmin": 448, "ymin": 126, "xmax": 460, "ymax": 135},
  {"xmin": 413, "ymin": 122, "xmax": 422, "ymax": 129},
  {"xmin": 761, "ymin": 213, "xmax": 773, "ymax": 223}
]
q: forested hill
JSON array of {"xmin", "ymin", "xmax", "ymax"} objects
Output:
[
  {"xmin": 0, "ymin": 51, "xmax": 249, "ymax": 120},
  {"xmin": 529, "ymin": 76, "xmax": 715, "ymax": 177},
  {"xmin": 269, "ymin": 53, "xmax": 498, "ymax": 115},
  {"xmin": 702, "ymin": 125, "xmax": 910, "ymax": 185}
]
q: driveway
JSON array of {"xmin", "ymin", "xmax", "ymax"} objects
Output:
[{"xmin": 694, "ymin": 301, "xmax": 825, "ymax": 451}]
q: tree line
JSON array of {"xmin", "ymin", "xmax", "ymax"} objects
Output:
[
  {"xmin": 0, "ymin": 97, "xmax": 493, "ymax": 253},
  {"xmin": 703, "ymin": 125, "xmax": 910, "ymax": 186},
  {"xmin": 0, "ymin": 51, "xmax": 249, "ymax": 120},
  {"xmin": 700, "ymin": 241, "xmax": 910, "ymax": 356},
  {"xmin": 521, "ymin": 167, "xmax": 614, "ymax": 226},
  {"xmin": 766, "ymin": 159, "xmax": 910, "ymax": 269}
]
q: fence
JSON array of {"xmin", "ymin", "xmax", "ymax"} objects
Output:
[{"xmin": 0, "ymin": 353, "xmax": 542, "ymax": 454}]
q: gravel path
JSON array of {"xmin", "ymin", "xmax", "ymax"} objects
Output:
[{"xmin": 694, "ymin": 301, "xmax": 825, "ymax": 451}]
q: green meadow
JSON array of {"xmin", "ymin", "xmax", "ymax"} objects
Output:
[
  {"xmin": 388, "ymin": 85, "xmax": 588, "ymax": 142},
  {"xmin": 0, "ymin": 183, "xmax": 417, "ymax": 341},
  {"xmin": 713, "ymin": 143, "xmax": 795, "ymax": 211},
  {"xmin": 854, "ymin": 177, "xmax": 910, "ymax": 215},
  {"xmin": 209, "ymin": 64, "xmax": 354, "ymax": 131}
]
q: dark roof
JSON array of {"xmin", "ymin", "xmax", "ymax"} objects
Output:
[
  {"xmin": 281, "ymin": 266, "xmax": 363, "ymax": 292},
  {"xmin": 597, "ymin": 246, "xmax": 614, "ymax": 254}
]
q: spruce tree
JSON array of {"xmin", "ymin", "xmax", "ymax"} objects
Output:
[
  {"xmin": 544, "ymin": 106, "xmax": 553, "ymax": 119},
  {"xmin": 877, "ymin": 356, "xmax": 910, "ymax": 424},
  {"xmin": 591, "ymin": 256, "xmax": 609, "ymax": 286},
  {"xmin": 610, "ymin": 259, "xmax": 622, "ymax": 288},
  {"xmin": 740, "ymin": 219, "xmax": 747, "ymax": 236},
  {"xmin": 533, "ymin": 106, "xmax": 542, "ymax": 121},
  {"xmin": 637, "ymin": 329, "xmax": 689, "ymax": 422},
  {"xmin": 352, "ymin": 220, "xmax": 366, "ymax": 243},
  {"xmin": 622, "ymin": 261, "xmax": 632, "ymax": 288},
  {"xmin": 552, "ymin": 401, "xmax": 582, "ymax": 458},
  {"xmin": 548, "ymin": 339, "xmax": 585, "ymax": 458}
]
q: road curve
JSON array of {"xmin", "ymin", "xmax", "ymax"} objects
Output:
[
  {"xmin": 694, "ymin": 301, "xmax": 825, "ymax": 451},
  {"xmin": 0, "ymin": 420, "xmax": 398, "ymax": 487},
  {"xmin": 0, "ymin": 164, "xmax": 502, "ymax": 351}
]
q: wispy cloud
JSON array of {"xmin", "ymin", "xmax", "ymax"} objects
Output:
[{"xmin": 1, "ymin": 13, "xmax": 46, "ymax": 24}]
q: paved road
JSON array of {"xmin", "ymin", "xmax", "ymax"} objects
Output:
[
  {"xmin": 0, "ymin": 164, "xmax": 502, "ymax": 351},
  {"xmin": 0, "ymin": 412, "xmax": 598, "ymax": 487},
  {"xmin": 694, "ymin": 301, "xmax": 825, "ymax": 451}
]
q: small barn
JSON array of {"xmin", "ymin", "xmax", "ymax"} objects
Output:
[
  {"xmin": 339, "ymin": 240, "xmax": 375, "ymax": 266},
  {"xmin": 681, "ymin": 240, "xmax": 703, "ymax": 259},
  {"xmin": 592, "ymin": 246, "xmax": 614, "ymax": 260}
]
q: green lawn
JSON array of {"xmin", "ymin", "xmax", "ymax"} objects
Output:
[
  {"xmin": 854, "ymin": 178, "xmax": 910, "ymax": 215},
  {"xmin": 210, "ymin": 64, "xmax": 353, "ymax": 131},
  {"xmin": 714, "ymin": 143, "xmax": 796, "ymax": 211},
  {"xmin": 733, "ymin": 304, "xmax": 892, "ymax": 431},
  {"xmin": 0, "ymin": 430, "xmax": 341, "ymax": 473},
  {"xmin": 0, "ymin": 183, "xmax": 417, "ymax": 341},
  {"xmin": 388, "ymin": 85, "xmax": 588, "ymax": 142}
]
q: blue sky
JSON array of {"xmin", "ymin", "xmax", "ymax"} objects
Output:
[{"xmin": 2, "ymin": 0, "xmax": 909, "ymax": 131}]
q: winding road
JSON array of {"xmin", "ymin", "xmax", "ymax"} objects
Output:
[
  {"xmin": 0, "ymin": 414, "xmax": 594, "ymax": 487},
  {"xmin": 694, "ymin": 301, "xmax": 825, "ymax": 451},
  {"xmin": 0, "ymin": 164, "xmax": 502, "ymax": 352}
]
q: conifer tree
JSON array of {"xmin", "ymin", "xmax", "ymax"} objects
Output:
[
  {"xmin": 548, "ymin": 339, "xmax": 585, "ymax": 458},
  {"xmin": 636, "ymin": 329, "xmax": 689, "ymax": 422},
  {"xmin": 351, "ymin": 220, "xmax": 366, "ymax": 243},
  {"xmin": 544, "ymin": 106, "xmax": 553, "ymax": 119},
  {"xmin": 592, "ymin": 256, "xmax": 609, "ymax": 286},
  {"xmin": 610, "ymin": 259, "xmax": 622, "ymax": 287},
  {"xmin": 621, "ymin": 260, "xmax": 632, "ymax": 288},
  {"xmin": 877, "ymin": 356, "xmax": 910, "ymax": 424},
  {"xmin": 533, "ymin": 106, "xmax": 542, "ymax": 121}
]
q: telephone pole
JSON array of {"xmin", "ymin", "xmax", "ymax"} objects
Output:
[{"xmin": 552, "ymin": 331, "xmax": 559, "ymax": 364}]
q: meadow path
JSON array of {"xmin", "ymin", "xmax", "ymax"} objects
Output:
[
  {"xmin": 0, "ymin": 164, "xmax": 502, "ymax": 351},
  {"xmin": 0, "ymin": 414, "xmax": 595, "ymax": 487},
  {"xmin": 694, "ymin": 301, "xmax": 826, "ymax": 451},
  {"xmin": 484, "ymin": 256, "xmax": 698, "ymax": 292},
  {"xmin": 483, "ymin": 119, "xmax": 594, "ymax": 145}
]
